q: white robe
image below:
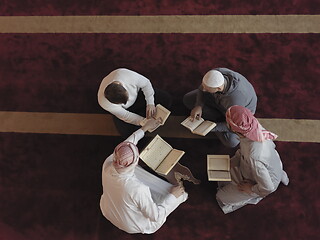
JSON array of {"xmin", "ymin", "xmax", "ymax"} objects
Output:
[
  {"xmin": 216, "ymin": 137, "xmax": 289, "ymax": 214},
  {"xmin": 100, "ymin": 129, "xmax": 188, "ymax": 234}
]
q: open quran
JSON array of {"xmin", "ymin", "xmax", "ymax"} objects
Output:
[
  {"xmin": 140, "ymin": 135, "xmax": 185, "ymax": 175},
  {"xmin": 181, "ymin": 117, "xmax": 216, "ymax": 136}
]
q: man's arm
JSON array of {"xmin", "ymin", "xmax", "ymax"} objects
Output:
[
  {"xmin": 250, "ymin": 161, "xmax": 275, "ymax": 197},
  {"xmin": 133, "ymin": 184, "xmax": 184, "ymax": 223},
  {"xmin": 133, "ymin": 71, "xmax": 155, "ymax": 106},
  {"xmin": 125, "ymin": 119, "xmax": 161, "ymax": 144},
  {"xmin": 134, "ymin": 185, "xmax": 176, "ymax": 223},
  {"xmin": 131, "ymin": 71, "xmax": 156, "ymax": 118},
  {"xmin": 108, "ymin": 106, "xmax": 145, "ymax": 126},
  {"xmin": 195, "ymin": 85, "xmax": 205, "ymax": 107},
  {"xmin": 231, "ymin": 150, "xmax": 241, "ymax": 168},
  {"xmin": 190, "ymin": 87, "xmax": 205, "ymax": 121}
]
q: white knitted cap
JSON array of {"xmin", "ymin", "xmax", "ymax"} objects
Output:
[{"xmin": 202, "ymin": 70, "xmax": 224, "ymax": 88}]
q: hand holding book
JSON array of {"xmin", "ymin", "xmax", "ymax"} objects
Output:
[
  {"xmin": 141, "ymin": 104, "xmax": 171, "ymax": 132},
  {"xmin": 146, "ymin": 104, "xmax": 156, "ymax": 118},
  {"xmin": 141, "ymin": 118, "xmax": 162, "ymax": 133},
  {"xmin": 181, "ymin": 116, "xmax": 216, "ymax": 136}
]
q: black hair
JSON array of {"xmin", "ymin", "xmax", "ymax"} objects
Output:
[{"xmin": 104, "ymin": 82, "xmax": 128, "ymax": 104}]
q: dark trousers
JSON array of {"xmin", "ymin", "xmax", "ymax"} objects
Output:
[{"xmin": 113, "ymin": 89, "xmax": 172, "ymax": 138}]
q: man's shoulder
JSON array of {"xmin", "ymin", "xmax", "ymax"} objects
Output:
[
  {"xmin": 103, "ymin": 68, "xmax": 137, "ymax": 80},
  {"xmin": 214, "ymin": 67, "xmax": 235, "ymax": 75},
  {"xmin": 215, "ymin": 68, "xmax": 248, "ymax": 82},
  {"xmin": 247, "ymin": 140, "xmax": 272, "ymax": 160},
  {"xmin": 114, "ymin": 68, "xmax": 136, "ymax": 74}
]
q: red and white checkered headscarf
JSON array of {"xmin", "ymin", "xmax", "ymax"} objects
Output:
[
  {"xmin": 226, "ymin": 105, "xmax": 277, "ymax": 142},
  {"xmin": 113, "ymin": 141, "xmax": 139, "ymax": 170}
]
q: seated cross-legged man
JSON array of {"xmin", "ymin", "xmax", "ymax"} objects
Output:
[
  {"xmin": 98, "ymin": 68, "xmax": 172, "ymax": 138},
  {"xmin": 183, "ymin": 68, "xmax": 257, "ymax": 148},
  {"xmin": 100, "ymin": 119, "xmax": 188, "ymax": 234},
  {"xmin": 216, "ymin": 105, "xmax": 289, "ymax": 214}
]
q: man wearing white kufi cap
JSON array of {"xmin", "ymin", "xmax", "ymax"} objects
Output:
[
  {"xmin": 202, "ymin": 70, "xmax": 225, "ymax": 88},
  {"xmin": 183, "ymin": 68, "xmax": 257, "ymax": 148}
]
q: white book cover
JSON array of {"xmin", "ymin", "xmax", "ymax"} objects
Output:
[{"xmin": 207, "ymin": 155, "xmax": 231, "ymax": 181}]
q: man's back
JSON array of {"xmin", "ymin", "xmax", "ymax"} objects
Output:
[
  {"xmin": 100, "ymin": 160, "xmax": 150, "ymax": 233},
  {"xmin": 214, "ymin": 67, "xmax": 257, "ymax": 114}
]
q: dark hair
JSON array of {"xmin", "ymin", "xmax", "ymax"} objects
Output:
[{"xmin": 104, "ymin": 82, "xmax": 128, "ymax": 104}]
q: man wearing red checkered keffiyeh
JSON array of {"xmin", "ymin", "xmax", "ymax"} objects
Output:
[
  {"xmin": 99, "ymin": 119, "xmax": 188, "ymax": 234},
  {"xmin": 226, "ymin": 105, "xmax": 278, "ymax": 142},
  {"xmin": 216, "ymin": 105, "xmax": 289, "ymax": 214}
]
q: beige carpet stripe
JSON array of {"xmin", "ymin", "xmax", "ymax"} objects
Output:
[
  {"xmin": 0, "ymin": 15, "xmax": 319, "ymax": 33},
  {"xmin": 0, "ymin": 111, "xmax": 319, "ymax": 143}
]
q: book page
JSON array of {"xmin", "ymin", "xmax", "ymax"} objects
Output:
[
  {"xmin": 193, "ymin": 121, "xmax": 216, "ymax": 136},
  {"xmin": 208, "ymin": 170, "xmax": 231, "ymax": 181},
  {"xmin": 207, "ymin": 155, "xmax": 230, "ymax": 171},
  {"xmin": 156, "ymin": 149, "xmax": 185, "ymax": 175},
  {"xmin": 154, "ymin": 104, "xmax": 171, "ymax": 125},
  {"xmin": 139, "ymin": 135, "xmax": 172, "ymax": 170},
  {"xmin": 181, "ymin": 117, "xmax": 204, "ymax": 131}
]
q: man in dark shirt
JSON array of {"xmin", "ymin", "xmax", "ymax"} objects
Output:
[{"xmin": 183, "ymin": 68, "xmax": 257, "ymax": 147}]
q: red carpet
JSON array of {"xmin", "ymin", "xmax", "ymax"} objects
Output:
[
  {"xmin": 0, "ymin": 133, "xmax": 319, "ymax": 239},
  {"xmin": 0, "ymin": 1, "xmax": 319, "ymax": 240},
  {"xmin": 0, "ymin": 0, "xmax": 319, "ymax": 15},
  {"xmin": 0, "ymin": 34, "xmax": 319, "ymax": 118}
]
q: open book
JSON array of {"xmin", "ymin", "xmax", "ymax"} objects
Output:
[
  {"xmin": 140, "ymin": 135, "xmax": 185, "ymax": 175},
  {"xmin": 207, "ymin": 155, "xmax": 231, "ymax": 181},
  {"xmin": 140, "ymin": 104, "xmax": 171, "ymax": 132},
  {"xmin": 181, "ymin": 117, "xmax": 216, "ymax": 136}
]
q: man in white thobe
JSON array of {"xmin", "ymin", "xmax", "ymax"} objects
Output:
[
  {"xmin": 216, "ymin": 105, "xmax": 289, "ymax": 214},
  {"xmin": 100, "ymin": 119, "xmax": 188, "ymax": 234}
]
